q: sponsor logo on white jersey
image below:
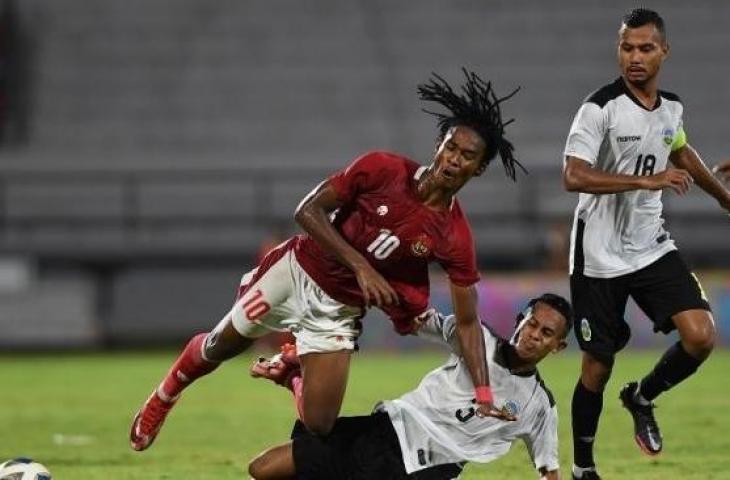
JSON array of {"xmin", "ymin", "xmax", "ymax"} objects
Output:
[{"xmin": 662, "ymin": 127, "xmax": 674, "ymax": 145}]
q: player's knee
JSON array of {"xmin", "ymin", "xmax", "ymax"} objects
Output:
[
  {"xmin": 247, "ymin": 457, "xmax": 263, "ymax": 479},
  {"xmin": 695, "ymin": 329, "xmax": 716, "ymax": 357},
  {"xmin": 682, "ymin": 322, "xmax": 716, "ymax": 360},
  {"xmin": 248, "ymin": 452, "xmax": 273, "ymax": 480},
  {"xmin": 203, "ymin": 323, "xmax": 254, "ymax": 362}
]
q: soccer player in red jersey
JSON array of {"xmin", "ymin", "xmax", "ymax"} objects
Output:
[{"xmin": 129, "ymin": 69, "xmax": 525, "ymax": 451}]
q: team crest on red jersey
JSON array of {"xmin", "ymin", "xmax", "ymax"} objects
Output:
[{"xmin": 410, "ymin": 234, "xmax": 433, "ymax": 257}]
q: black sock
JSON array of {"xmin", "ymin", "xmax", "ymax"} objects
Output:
[
  {"xmin": 572, "ymin": 381, "xmax": 604, "ymax": 468},
  {"xmin": 639, "ymin": 341, "xmax": 703, "ymax": 402}
]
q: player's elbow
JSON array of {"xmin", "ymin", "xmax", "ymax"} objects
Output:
[
  {"xmin": 293, "ymin": 204, "xmax": 306, "ymax": 225},
  {"xmin": 294, "ymin": 185, "xmax": 319, "ymax": 226},
  {"xmin": 563, "ymin": 158, "xmax": 592, "ymax": 192},
  {"xmin": 563, "ymin": 167, "xmax": 583, "ymax": 192}
]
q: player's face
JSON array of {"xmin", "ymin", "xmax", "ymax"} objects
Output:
[
  {"xmin": 514, "ymin": 302, "xmax": 567, "ymax": 363},
  {"xmin": 432, "ymin": 126, "xmax": 487, "ymax": 191},
  {"xmin": 617, "ymin": 23, "xmax": 668, "ymax": 87}
]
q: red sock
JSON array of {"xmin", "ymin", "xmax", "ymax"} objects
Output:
[
  {"xmin": 290, "ymin": 374, "xmax": 305, "ymax": 420},
  {"xmin": 158, "ymin": 333, "xmax": 219, "ymax": 401}
]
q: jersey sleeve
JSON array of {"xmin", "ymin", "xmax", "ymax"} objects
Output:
[
  {"xmin": 327, "ymin": 151, "xmax": 395, "ymax": 204},
  {"xmin": 670, "ymin": 126, "xmax": 687, "ymax": 151},
  {"xmin": 416, "ymin": 311, "xmax": 496, "ymax": 355},
  {"xmin": 415, "ymin": 311, "xmax": 461, "ymax": 352},
  {"xmin": 523, "ymin": 405, "xmax": 560, "ymax": 473},
  {"xmin": 564, "ymin": 102, "xmax": 607, "ymax": 166},
  {"xmin": 438, "ymin": 209, "xmax": 480, "ymax": 287}
]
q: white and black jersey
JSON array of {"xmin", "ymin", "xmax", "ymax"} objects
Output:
[
  {"xmin": 564, "ymin": 77, "xmax": 688, "ymax": 278},
  {"xmin": 380, "ymin": 313, "xmax": 559, "ymax": 475}
]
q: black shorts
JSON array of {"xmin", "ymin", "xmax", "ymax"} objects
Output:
[
  {"xmin": 291, "ymin": 412, "xmax": 463, "ymax": 480},
  {"xmin": 570, "ymin": 250, "xmax": 711, "ymax": 364}
]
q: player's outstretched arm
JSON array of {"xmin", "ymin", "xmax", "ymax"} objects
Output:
[
  {"xmin": 295, "ymin": 181, "xmax": 398, "ymax": 307},
  {"xmin": 671, "ymin": 145, "xmax": 730, "ymax": 212},
  {"xmin": 451, "ymin": 282, "xmax": 515, "ymax": 421},
  {"xmin": 714, "ymin": 160, "xmax": 730, "ymax": 183},
  {"xmin": 563, "ymin": 156, "xmax": 692, "ymax": 195}
]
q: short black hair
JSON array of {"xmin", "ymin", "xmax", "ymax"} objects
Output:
[
  {"xmin": 622, "ymin": 8, "xmax": 666, "ymax": 40},
  {"xmin": 417, "ymin": 68, "xmax": 527, "ymax": 181},
  {"xmin": 529, "ymin": 293, "xmax": 573, "ymax": 337}
]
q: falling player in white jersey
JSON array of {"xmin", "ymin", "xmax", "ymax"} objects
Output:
[
  {"xmin": 563, "ymin": 8, "xmax": 730, "ymax": 480},
  {"xmin": 247, "ymin": 293, "xmax": 572, "ymax": 480}
]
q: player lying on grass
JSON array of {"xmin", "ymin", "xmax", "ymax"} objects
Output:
[
  {"xmin": 247, "ymin": 293, "xmax": 573, "ymax": 480},
  {"xmin": 129, "ymin": 69, "xmax": 526, "ymax": 451}
]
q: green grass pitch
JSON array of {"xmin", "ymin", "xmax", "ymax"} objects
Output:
[{"xmin": 1, "ymin": 349, "xmax": 729, "ymax": 479}]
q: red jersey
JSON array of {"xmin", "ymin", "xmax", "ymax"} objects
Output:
[{"xmin": 293, "ymin": 151, "xmax": 480, "ymax": 334}]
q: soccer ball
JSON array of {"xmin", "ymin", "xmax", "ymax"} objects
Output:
[{"xmin": 0, "ymin": 458, "xmax": 52, "ymax": 480}]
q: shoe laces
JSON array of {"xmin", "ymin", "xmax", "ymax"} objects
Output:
[{"xmin": 140, "ymin": 397, "xmax": 170, "ymax": 432}]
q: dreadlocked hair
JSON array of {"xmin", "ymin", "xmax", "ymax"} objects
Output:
[{"xmin": 418, "ymin": 68, "xmax": 526, "ymax": 181}]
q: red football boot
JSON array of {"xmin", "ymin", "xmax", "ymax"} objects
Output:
[
  {"xmin": 129, "ymin": 391, "xmax": 176, "ymax": 451},
  {"xmin": 250, "ymin": 343, "xmax": 300, "ymax": 387}
]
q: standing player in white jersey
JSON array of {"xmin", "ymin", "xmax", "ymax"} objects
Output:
[
  {"xmin": 563, "ymin": 8, "xmax": 730, "ymax": 480},
  {"xmin": 247, "ymin": 293, "xmax": 572, "ymax": 480}
]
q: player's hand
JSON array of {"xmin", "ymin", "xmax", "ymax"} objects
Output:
[
  {"xmin": 713, "ymin": 160, "xmax": 730, "ymax": 183},
  {"xmin": 643, "ymin": 168, "xmax": 693, "ymax": 195},
  {"xmin": 353, "ymin": 262, "xmax": 399, "ymax": 308},
  {"xmin": 475, "ymin": 402, "xmax": 517, "ymax": 422},
  {"xmin": 411, "ymin": 308, "xmax": 437, "ymax": 332}
]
